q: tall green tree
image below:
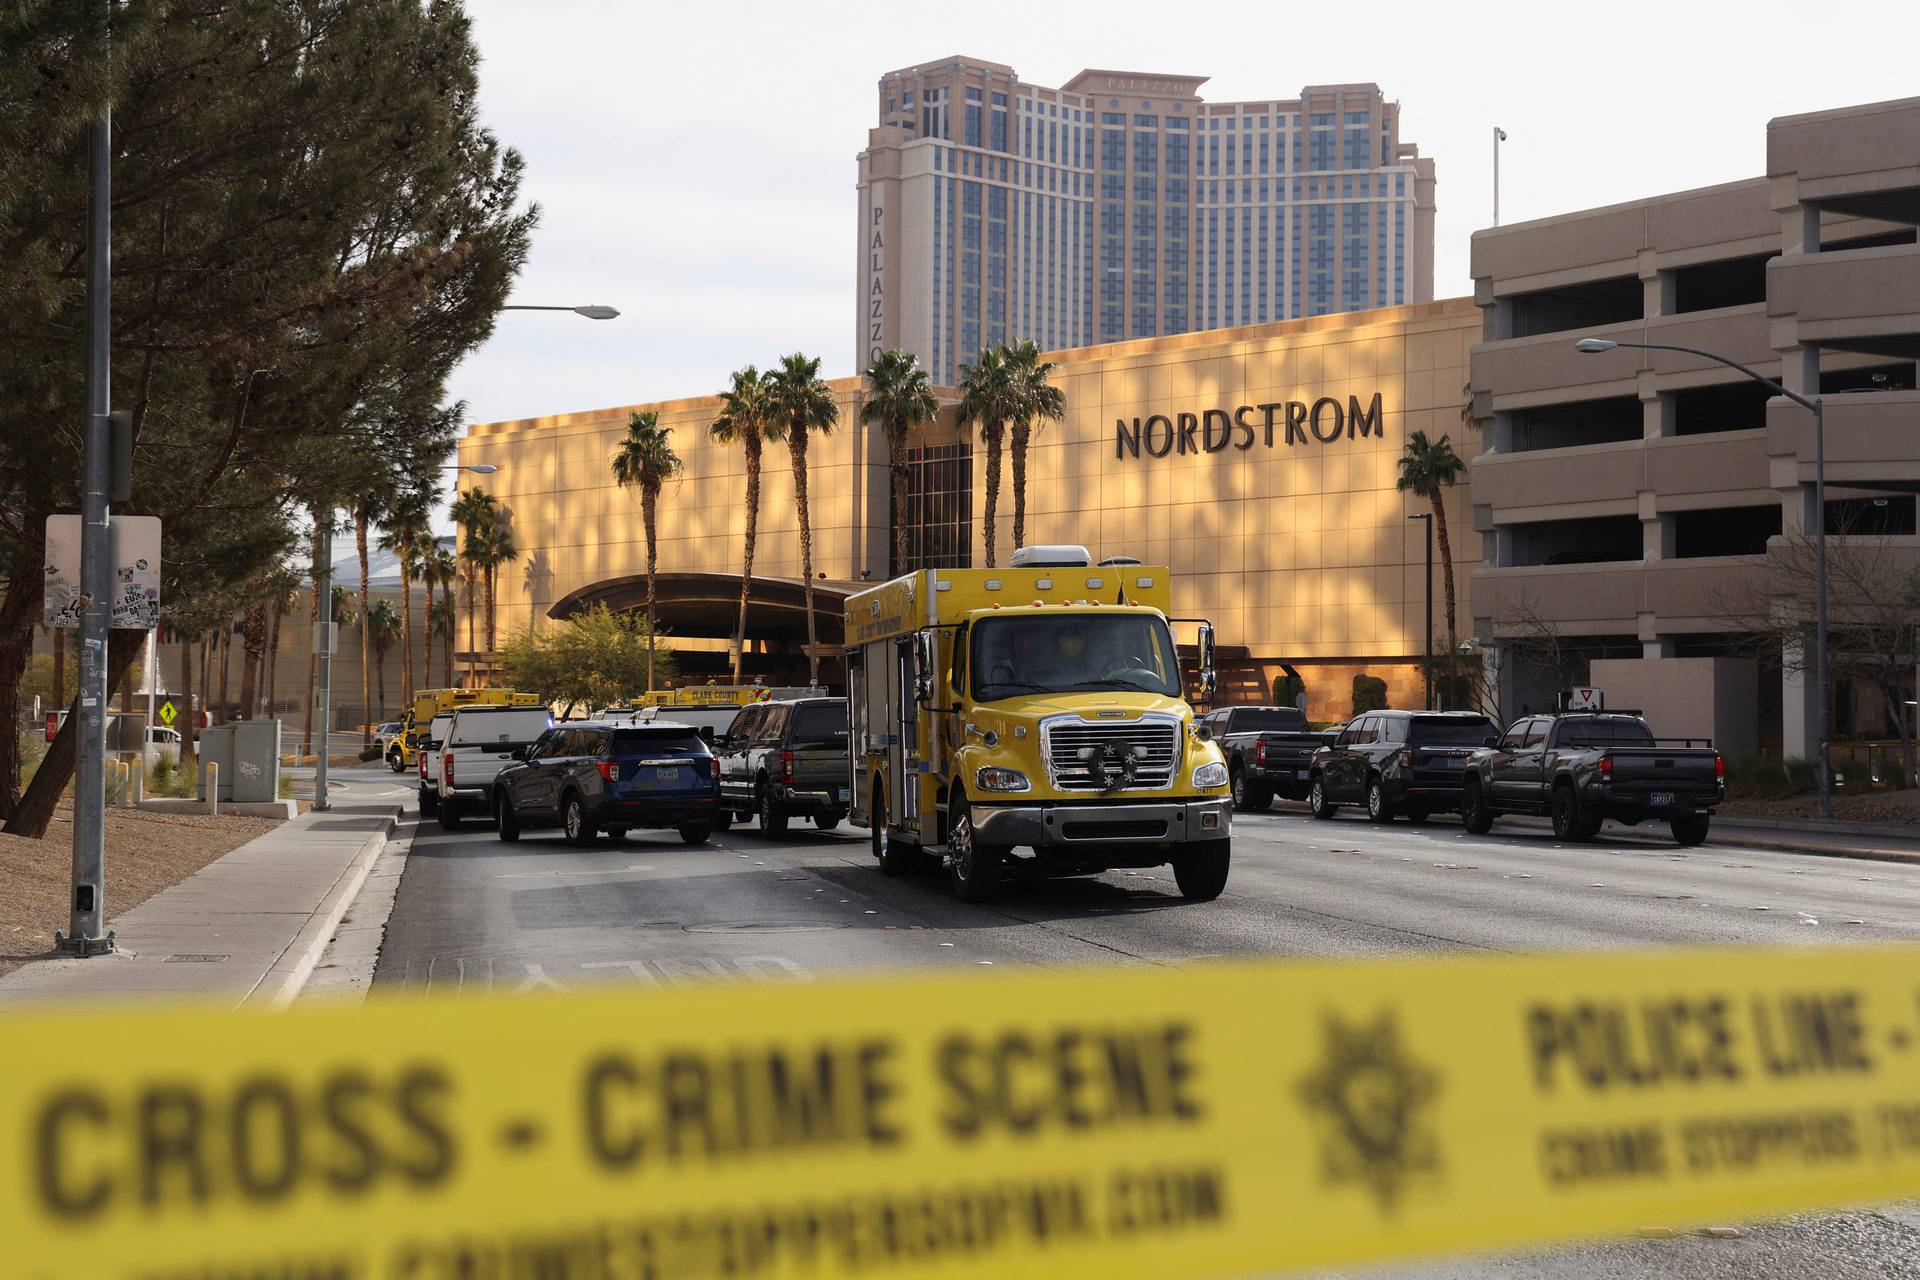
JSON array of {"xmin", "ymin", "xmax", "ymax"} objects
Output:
[
  {"xmin": 365, "ymin": 599, "xmax": 401, "ymax": 719},
  {"xmin": 860, "ymin": 349, "xmax": 940, "ymax": 574},
  {"xmin": 709, "ymin": 367, "xmax": 779, "ymax": 682},
  {"xmin": 421, "ymin": 541, "xmax": 460, "ymax": 688},
  {"xmin": 957, "ymin": 347, "xmax": 1019, "ymax": 568},
  {"xmin": 1006, "ymin": 340, "xmax": 1065, "ymax": 553},
  {"xmin": 1396, "ymin": 431, "xmax": 1468, "ymax": 654},
  {"xmin": 611, "ymin": 410, "xmax": 683, "ymax": 690},
  {"xmin": 476, "ymin": 517, "xmax": 518, "ymax": 666},
  {"xmin": 766, "ymin": 353, "xmax": 839, "ymax": 686},
  {"xmin": 0, "ymin": 3, "xmax": 534, "ymax": 835},
  {"xmin": 449, "ymin": 487, "xmax": 499, "ymax": 685},
  {"xmin": 380, "ymin": 480, "xmax": 438, "ymax": 710}
]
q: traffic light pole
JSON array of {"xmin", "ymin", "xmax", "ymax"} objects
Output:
[{"xmin": 57, "ymin": 57, "xmax": 115, "ymax": 956}]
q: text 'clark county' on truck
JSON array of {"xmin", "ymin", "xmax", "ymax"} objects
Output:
[{"xmin": 846, "ymin": 546, "xmax": 1232, "ymax": 903}]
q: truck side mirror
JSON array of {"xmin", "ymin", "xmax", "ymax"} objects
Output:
[
  {"xmin": 1197, "ymin": 622, "xmax": 1217, "ymax": 696},
  {"xmin": 913, "ymin": 633, "xmax": 933, "ymax": 704}
]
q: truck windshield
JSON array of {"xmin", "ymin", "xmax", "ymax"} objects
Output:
[{"xmin": 971, "ymin": 614, "xmax": 1181, "ymax": 700}]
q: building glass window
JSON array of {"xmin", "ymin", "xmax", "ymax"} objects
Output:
[{"xmin": 900, "ymin": 443, "xmax": 973, "ymax": 572}]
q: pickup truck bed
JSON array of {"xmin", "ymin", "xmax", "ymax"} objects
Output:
[{"xmin": 1204, "ymin": 705, "xmax": 1329, "ymax": 809}]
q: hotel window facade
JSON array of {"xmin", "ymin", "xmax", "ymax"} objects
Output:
[{"xmin": 858, "ymin": 60, "xmax": 1436, "ymax": 384}]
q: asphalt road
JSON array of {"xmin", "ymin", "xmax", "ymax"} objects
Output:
[{"xmin": 368, "ymin": 793, "xmax": 1920, "ymax": 1278}]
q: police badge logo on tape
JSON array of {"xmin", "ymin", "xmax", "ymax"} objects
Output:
[{"xmin": 1297, "ymin": 1009, "xmax": 1443, "ymax": 1212}]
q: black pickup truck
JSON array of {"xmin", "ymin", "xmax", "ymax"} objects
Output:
[
  {"xmin": 1200, "ymin": 704, "xmax": 1333, "ymax": 811},
  {"xmin": 1460, "ymin": 712, "xmax": 1724, "ymax": 844}
]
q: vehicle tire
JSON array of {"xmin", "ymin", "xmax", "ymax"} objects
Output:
[
  {"xmin": 1671, "ymin": 815, "xmax": 1711, "ymax": 846},
  {"xmin": 758, "ymin": 785, "xmax": 789, "ymax": 836},
  {"xmin": 1461, "ymin": 779, "xmax": 1494, "ymax": 835},
  {"xmin": 1230, "ymin": 767, "xmax": 1272, "ymax": 813},
  {"xmin": 1404, "ymin": 806, "xmax": 1430, "ymax": 825},
  {"xmin": 1365, "ymin": 776, "xmax": 1394, "ymax": 824},
  {"xmin": 418, "ymin": 787, "xmax": 438, "ymax": 819},
  {"xmin": 947, "ymin": 798, "xmax": 1005, "ymax": 902},
  {"xmin": 815, "ymin": 810, "xmax": 846, "ymax": 830},
  {"xmin": 1307, "ymin": 774, "xmax": 1339, "ymax": 820},
  {"xmin": 678, "ymin": 822, "xmax": 711, "ymax": 846},
  {"xmin": 437, "ymin": 799, "xmax": 462, "ymax": 832},
  {"xmin": 713, "ymin": 807, "xmax": 732, "ymax": 830},
  {"xmin": 1551, "ymin": 783, "xmax": 1593, "ymax": 842},
  {"xmin": 495, "ymin": 791, "xmax": 520, "ymax": 843},
  {"xmin": 604, "ymin": 827, "xmax": 629, "ymax": 842},
  {"xmin": 562, "ymin": 792, "xmax": 598, "ymax": 846},
  {"xmin": 389, "ymin": 751, "xmax": 405, "ymax": 774},
  {"xmin": 1173, "ymin": 839, "xmax": 1231, "ymax": 901},
  {"xmin": 874, "ymin": 782, "xmax": 917, "ymax": 877}
]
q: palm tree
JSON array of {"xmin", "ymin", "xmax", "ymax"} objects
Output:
[
  {"xmin": 1396, "ymin": 431, "xmax": 1468, "ymax": 654},
  {"xmin": 349, "ymin": 487, "xmax": 395, "ymax": 743},
  {"xmin": 421, "ymin": 541, "xmax": 459, "ymax": 688},
  {"xmin": 611, "ymin": 409, "xmax": 684, "ymax": 690},
  {"xmin": 366, "ymin": 599, "xmax": 401, "ymax": 717},
  {"xmin": 709, "ymin": 366, "xmax": 779, "ymax": 682},
  {"xmin": 1005, "ymin": 339, "xmax": 1065, "ymax": 552},
  {"xmin": 957, "ymin": 346, "xmax": 1019, "ymax": 568},
  {"xmin": 474, "ymin": 518, "xmax": 518, "ymax": 674},
  {"xmin": 379, "ymin": 484, "xmax": 436, "ymax": 711},
  {"xmin": 860, "ymin": 349, "xmax": 940, "ymax": 574},
  {"xmin": 449, "ymin": 487, "xmax": 498, "ymax": 686},
  {"xmin": 429, "ymin": 589, "xmax": 457, "ymax": 690},
  {"xmin": 766, "ymin": 353, "xmax": 840, "ymax": 686}
]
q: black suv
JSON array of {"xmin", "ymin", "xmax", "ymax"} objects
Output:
[
  {"xmin": 492, "ymin": 721, "xmax": 721, "ymax": 846},
  {"xmin": 1307, "ymin": 710, "xmax": 1500, "ymax": 823}
]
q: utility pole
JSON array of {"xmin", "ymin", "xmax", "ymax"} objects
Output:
[
  {"xmin": 58, "ymin": 5, "xmax": 115, "ymax": 956},
  {"xmin": 1493, "ymin": 127, "xmax": 1508, "ymax": 227},
  {"xmin": 314, "ymin": 508, "xmax": 335, "ymax": 812}
]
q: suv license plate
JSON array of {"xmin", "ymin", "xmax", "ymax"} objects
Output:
[
  {"xmin": 655, "ymin": 767, "xmax": 680, "ymax": 783},
  {"xmin": 1650, "ymin": 791, "xmax": 1674, "ymax": 807},
  {"xmin": 837, "ymin": 788, "xmax": 850, "ymax": 801}
]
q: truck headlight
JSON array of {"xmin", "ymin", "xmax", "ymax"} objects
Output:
[
  {"xmin": 975, "ymin": 766, "xmax": 1031, "ymax": 793},
  {"xmin": 1191, "ymin": 761, "xmax": 1228, "ymax": 790}
]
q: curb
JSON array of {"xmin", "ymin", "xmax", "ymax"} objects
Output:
[
  {"xmin": 240, "ymin": 806, "xmax": 400, "ymax": 1009},
  {"xmin": 1503, "ymin": 816, "xmax": 1920, "ymax": 865}
]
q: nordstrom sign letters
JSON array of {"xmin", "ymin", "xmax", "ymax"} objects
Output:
[{"xmin": 1114, "ymin": 392, "xmax": 1385, "ymax": 460}]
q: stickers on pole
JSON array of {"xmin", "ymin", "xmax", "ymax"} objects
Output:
[{"xmin": 5, "ymin": 946, "xmax": 1920, "ymax": 1279}]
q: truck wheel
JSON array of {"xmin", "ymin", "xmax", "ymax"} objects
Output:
[
  {"xmin": 1365, "ymin": 776, "xmax": 1394, "ymax": 823},
  {"xmin": 758, "ymin": 785, "xmax": 789, "ymax": 836},
  {"xmin": 713, "ymin": 807, "xmax": 732, "ymax": 830},
  {"xmin": 495, "ymin": 791, "xmax": 520, "ymax": 843},
  {"xmin": 1403, "ymin": 806, "xmax": 1430, "ymax": 825},
  {"xmin": 563, "ymin": 793, "xmax": 598, "ymax": 846},
  {"xmin": 419, "ymin": 787, "xmax": 438, "ymax": 819},
  {"xmin": 604, "ymin": 827, "xmax": 629, "ymax": 842},
  {"xmin": 1230, "ymin": 767, "xmax": 1271, "ymax": 812},
  {"xmin": 1671, "ymin": 815, "xmax": 1711, "ymax": 846},
  {"xmin": 678, "ymin": 822, "xmax": 711, "ymax": 846},
  {"xmin": 947, "ymin": 799, "xmax": 1005, "ymax": 902},
  {"xmin": 1551, "ymin": 784, "xmax": 1596, "ymax": 842},
  {"xmin": 389, "ymin": 750, "xmax": 405, "ymax": 773},
  {"xmin": 874, "ymin": 783, "xmax": 917, "ymax": 876},
  {"xmin": 815, "ymin": 810, "xmax": 846, "ymax": 830},
  {"xmin": 437, "ymin": 799, "xmax": 462, "ymax": 832},
  {"xmin": 1173, "ymin": 839, "xmax": 1231, "ymax": 901},
  {"xmin": 1307, "ymin": 774, "xmax": 1339, "ymax": 820},
  {"xmin": 1462, "ymin": 779, "xmax": 1494, "ymax": 835}
]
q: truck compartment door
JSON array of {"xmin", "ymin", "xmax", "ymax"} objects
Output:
[{"xmin": 892, "ymin": 636, "xmax": 921, "ymax": 833}]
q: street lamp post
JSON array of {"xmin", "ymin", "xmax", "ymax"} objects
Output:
[
  {"xmin": 501, "ymin": 305, "xmax": 620, "ymax": 320},
  {"xmin": 1409, "ymin": 513, "xmax": 1434, "ymax": 709},
  {"xmin": 1493, "ymin": 127, "xmax": 1508, "ymax": 227},
  {"xmin": 1573, "ymin": 336, "xmax": 1830, "ymax": 819}
]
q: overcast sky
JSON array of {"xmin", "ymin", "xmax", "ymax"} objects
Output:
[{"xmin": 444, "ymin": 0, "xmax": 1909, "ymax": 431}]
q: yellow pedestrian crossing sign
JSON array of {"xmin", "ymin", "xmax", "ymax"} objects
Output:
[{"xmin": 157, "ymin": 699, "xmax": 177, "ymax": 727}]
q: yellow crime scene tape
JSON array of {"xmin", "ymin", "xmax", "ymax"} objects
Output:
[{"xmin": 6, "ymin": 945, "xmax": 1920, "ymax": 1279}]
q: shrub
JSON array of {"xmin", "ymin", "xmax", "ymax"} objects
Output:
[
  {"xmin": 149, "ymin": 751, "xmax": 176, "ymax": 794},
  {"xmin": 278, "ymin": 773, "xmax": 294, "ymax": 800},
  {"xmin": 1273, "ymin": 674, "xmax": 1305, "ymax": 709},
  {"xmin": 1351, "ymin": 674, "xmax": 1388, "ymax": 716},
  {"xmin": 358, "ymin": 745, "xmax": 382, "ymax": 763}
]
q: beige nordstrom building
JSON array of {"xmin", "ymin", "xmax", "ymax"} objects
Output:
[{"xmin": 456, "ymin": 299, "xmax": 1477, "ymax": 722}]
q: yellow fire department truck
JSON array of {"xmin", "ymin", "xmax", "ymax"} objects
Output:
[
  {"xmin": 389, "ymin": 688, "xmax": 545, "ymax": 771},
  {"xmin": 845, "ymin": 545, "xmax": 1231, "ymax": 902}
]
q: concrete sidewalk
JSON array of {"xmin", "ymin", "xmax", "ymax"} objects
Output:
[{"xmin": 0, "ymin": 799, "xmax": 398, "ymax": 1007}]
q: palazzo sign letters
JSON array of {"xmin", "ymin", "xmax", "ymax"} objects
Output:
[{"xmin": 1115, "ymin": 392, "xmax": 1385, "ymax": 460}]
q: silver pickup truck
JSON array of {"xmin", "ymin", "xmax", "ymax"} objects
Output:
[{"xmin": 434, "ymin": 704, "xmax": 555, "ymax": 830}]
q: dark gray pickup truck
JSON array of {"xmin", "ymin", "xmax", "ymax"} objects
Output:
[
  {"xmin": 716, "ymin": 697, "xmax": 852, "ymax": 834},
  {"xmin": 1461, "ymin": 712, "xmax": 1724, "ymax": 844},
  {"xmin": 1200, "ymin": 704, "xmax": 1334, "ymax": 811}
]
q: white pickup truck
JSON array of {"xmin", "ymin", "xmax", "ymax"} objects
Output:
[{"xmin": 435, "ymin": 704, "xmax": 554, "ymax": 831}]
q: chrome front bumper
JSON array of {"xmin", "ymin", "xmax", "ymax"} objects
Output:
[{"xmin": 971, "ymin": 799, "xmax": 1231, "ymax": 848}]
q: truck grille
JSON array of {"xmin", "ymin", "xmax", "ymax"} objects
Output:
[{"xmin": 1043, "ymin": 717, "xmax": 1179, "ymax": 791}]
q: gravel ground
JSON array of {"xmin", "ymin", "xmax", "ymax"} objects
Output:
[
  {"xmin": 1721, "ymin": 788, "xmax": 1920, "ymax": 823},
  {"xmin": 0, "ymin": 797, "xmax": 283, "ymax": 976}
]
